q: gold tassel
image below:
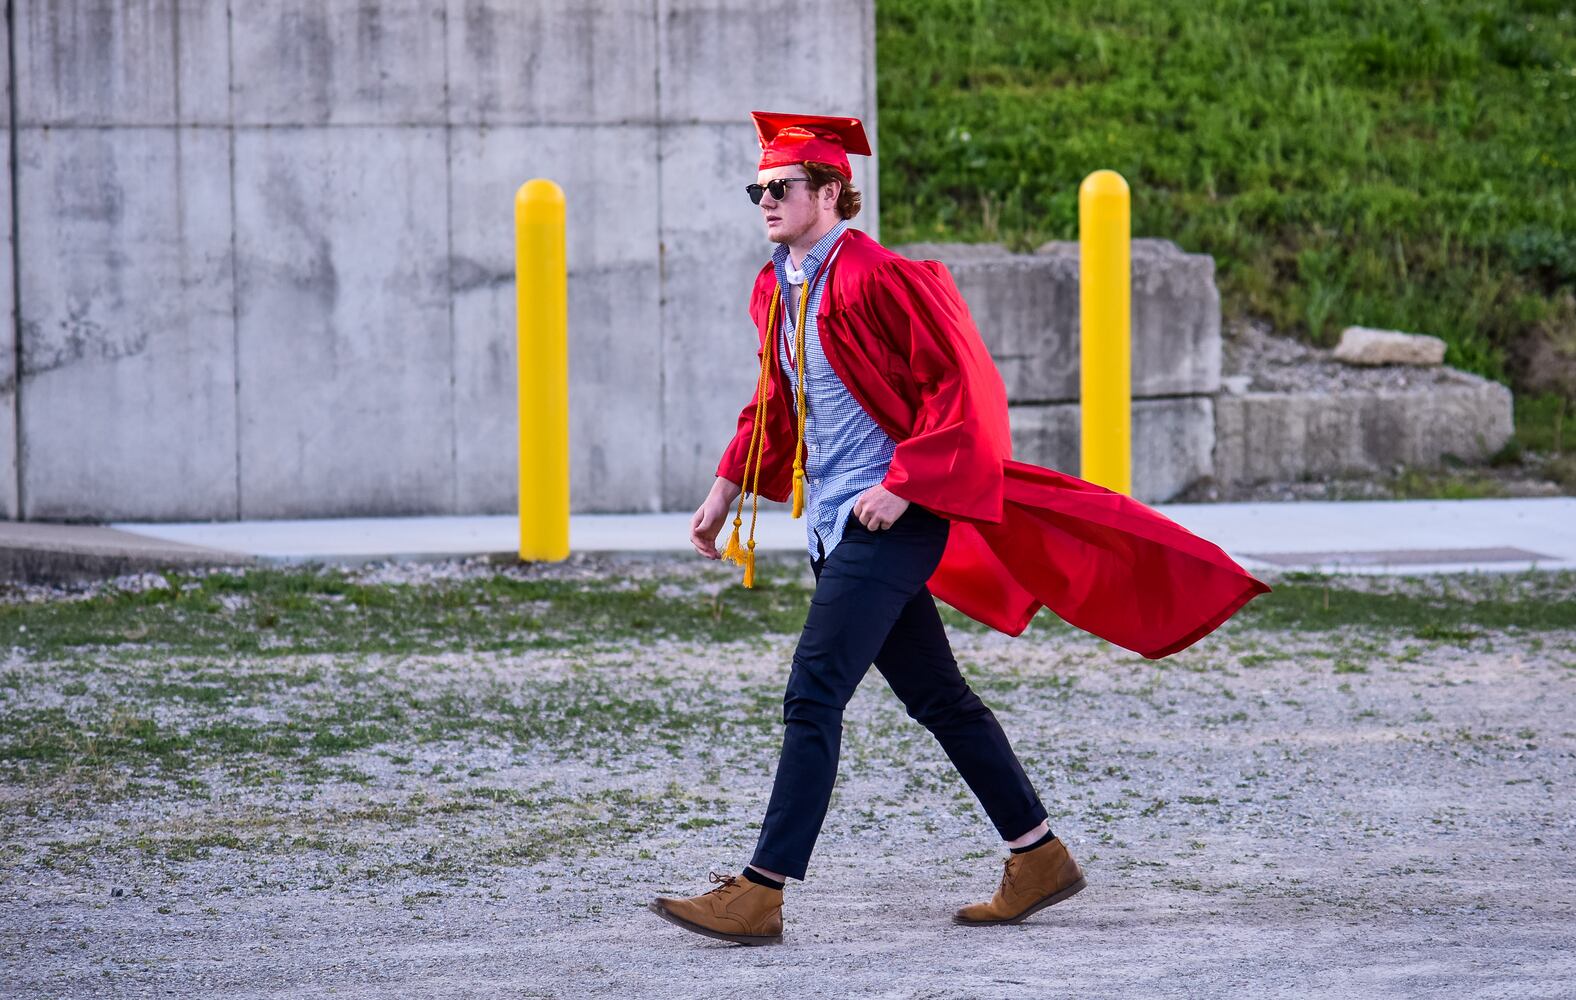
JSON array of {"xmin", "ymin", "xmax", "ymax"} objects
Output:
[
  {"xmin": 721, "ymin": 517, "xmax": 744, "ymax": 564},
  {"xmin": 733, "ymin": 286, "xmax": 783, "ymax": 590},
  {"xmin": 791, "ymin": 468, "xmax": 805, "ymax": 518}
]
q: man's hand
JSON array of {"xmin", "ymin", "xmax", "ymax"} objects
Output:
[
  {"xmin": 691, "ymin": 477, "xmax": 742, "ymax": 559},
  {"xmin": 853, "ymin": 484, "xmax": 910, "ymax": 531}
]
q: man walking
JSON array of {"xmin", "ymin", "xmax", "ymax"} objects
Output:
[{"xmin": 649, "ymin": 112, "xmax": 1267, "ymax": 946}]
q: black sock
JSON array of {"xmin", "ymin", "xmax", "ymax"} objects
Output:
[
  {"xmin": 742, "ymin": 867, "xmax": 785, "ymax": 890},
  {"xmin": 1009, "ymin": 829, "xmax": 1057, "ymax": 854}
]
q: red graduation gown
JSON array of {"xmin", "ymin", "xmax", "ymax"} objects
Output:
[{"xmin": 717, "ymin": 228, "xmax": 1270, "ymax": 659}]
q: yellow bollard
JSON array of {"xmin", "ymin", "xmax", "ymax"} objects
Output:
[
  {"xmin": 1078, "ymin": 169, "xmax": 1132, "ymax": 495},
  {"xmin": 515, "ymin": 179, "xmax": 570, "ymax": 562}
]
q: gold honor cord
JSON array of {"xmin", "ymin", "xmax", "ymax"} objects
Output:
[
  {"xmin": 789, "ymin": 281, "xmax": 811, "ymax": 519},
  {"xmin": 721, "ymin": 282, "xmax": 812, "ymax": 588},
  {"xmin": 720, "ymin": 288, "xmax": 778, "ymax": 587}
]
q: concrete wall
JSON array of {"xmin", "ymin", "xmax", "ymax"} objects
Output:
[
  {"xmin": 9, "ymin": 0, "xmax": 878, "ymax": 520},
  {"xmin": 0, "ymin": 18, "xmax": 14, "ymax": 521}
]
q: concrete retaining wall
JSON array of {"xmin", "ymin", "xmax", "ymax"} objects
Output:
[
  {"xmin": 899, "ymin": 238, "xmax": 1221, "ymax": 502},
  {"xmin": 1008, "ymin": 397, "xmax": 1216, "ymax": 503},
  {"xmin": 8, "ymin": 0, "xmax": 878, "ymax": 520},
  {"xmin": 1214, "ymin": 374, "xmax": 1515, "ymax": 486}
]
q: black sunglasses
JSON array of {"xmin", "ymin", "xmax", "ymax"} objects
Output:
[{"xmin": 746, "ymin": 177, "xmax": 812, "ymax": 205}]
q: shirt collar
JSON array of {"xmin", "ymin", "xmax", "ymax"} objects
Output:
[{"xmin": 775, "ymin": 219, "xmax": 850, "ymax": 287}]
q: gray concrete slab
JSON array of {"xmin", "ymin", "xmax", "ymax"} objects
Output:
[
  {"xmin": 1009, "ymin": 396, "xmax": 1215, "ymax": 503},
  {"xmin": 0, "ymin": 520, "xmax": 251, "ymax": 583},
  {"xmin": 111, "ymin": 513, "xmax": 769, "ymax": 564},
  {"xmin": 657, "ymin": 0, "xmax": 872, "ymax": 124},
  {"xmin": 1162, "ymin": 497, "xmax": 1576, "ymax": 573},
  {"xmin": 446, "ymin": 0, "xmax": 659, "ymax": 125},
  {"xmin": 233, "ymin": 126, "xmax": 453, "ymax": 518},
  {"xmin": 906, "ymin": 246, "xmax": 1080, "ymax": 404},
  {"xmin": 230, "ymin": 1, "xmax": 448, "ymax": 126},
  {"xmin": 1214, "ymin": 376, "xmax": 1514, "ymax": 486},
  {"xmin": 898, "ymin": 239, "xmax": 1222, "ymax": 402},
  {"xmin": 105, "ymin": 497, "xmax": 1576, "ymax": 575},
  {"xmin": 1245, "ymin": 545, "xmax": 1554, "ymax": 567},
  {"xmin": 17, "ymin": 126, "xmax": 238, "ymax": 520},
  {"xmin": 1125, "ymin": 237, "xmax": 1223, "ymax": 396},
  {"xmin": 449, "ymin": 124, "xmax": 665, "ymax": 514},
  {"xmin": 14, "ymin": 0, "xmax": 230, "ymax": 126}
]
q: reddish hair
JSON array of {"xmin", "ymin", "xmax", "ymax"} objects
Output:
[{"xmin": 802, "ymin": 161, "xmax": 862, "ymax": 220}]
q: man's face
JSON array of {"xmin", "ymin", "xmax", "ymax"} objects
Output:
[{"xmin": 755, "ymin": 165, "xmax": 831, "ymax": 245}]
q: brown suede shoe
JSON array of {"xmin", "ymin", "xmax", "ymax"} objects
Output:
[
  {"xmin": 648, "ymin": 872, "xmax": 784, "ymax": 946},
  {"xmin": 953, "ymin": 836, "xmax": 1087, "ymax": 925}
]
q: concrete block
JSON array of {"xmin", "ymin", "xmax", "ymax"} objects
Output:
[
  {"xmin": 231, "ymin": 1, "xmax": 447, "ymax": 125},
  {"xmin": 447, "ymin": 0, "xmax": 658, "ymax": 125},
  {"xmin": 17, "ymin": 127, "xmax": 238, "ymax": 520},
  {"xmin": 1213, "ymin": 373, "xmax": 1514, "ymax": 485},
  {"xmin": 15, "ymin": 0, "xmax": 230, "ymax": 125},
  {"xmin": 658, "ymin": 0, "xmax": 874, "ymax": 124},
  {"xmin": 1008, "ymin": 396, "xmax": 1215, "ymax": 503},
  {"xmin": 1125, "ymin": 238, "xmax": 1222, "ymax": 397},
  {"xmin": 234, "ymin": 127, "xmax": 453, "ymax": 517},
  {"xmin": 448, "ymin": 125, "xmax": 662, "ymax": 514},
  {"xmin": 896, "ymin": 238, "xmax": 1221, "ymax": 402},
  {"xmin": 899, "ymin": 244, "xmax": 1078, "ymax": 404}
]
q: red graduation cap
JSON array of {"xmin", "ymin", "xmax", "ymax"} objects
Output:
[{"xmin": 751, "ymin": 111, "xmax": 871, "ymax": 176}]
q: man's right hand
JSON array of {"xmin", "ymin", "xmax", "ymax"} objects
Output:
[{"xmin": 690, "ymin": 477, "xmax": 742, "ymax": 560}]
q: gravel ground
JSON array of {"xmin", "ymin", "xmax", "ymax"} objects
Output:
[
  {"xmin": 1221, "ymin": 320, "xmax": 1475, "ymax": 396},
  {"xmin": 2, "ymin": 561, "xmax": 1573, "ymax": 999}
]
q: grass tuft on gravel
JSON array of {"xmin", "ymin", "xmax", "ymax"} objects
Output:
[{"xmin": 3, "ymin": 567, "xmax": 1575, "ymax": 664}]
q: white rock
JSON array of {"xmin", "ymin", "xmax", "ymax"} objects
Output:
[{"xmin": 1333, "ymin": 326, "xmax": 1448, "ymax": 366}]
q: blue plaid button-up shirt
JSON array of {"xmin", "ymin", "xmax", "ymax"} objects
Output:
[{"xmin": 773, "ymin": 220, "xmax": 898, "ymax": 561}]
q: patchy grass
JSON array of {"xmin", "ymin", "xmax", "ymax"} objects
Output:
[
  {"xmin": 0, "ymin": 664, "xmax": 780, "ymax": 794},
  {"xmin": 1232, "ymin": 571, "xmax": 1576, "ymax": 632},
  {"xmin": 0, "ymin": 566, "xmax": 816, "ymax": 659},
  {"xmin": 5, "ymin": 568, "xmax": 1574, "ymax": 669}
]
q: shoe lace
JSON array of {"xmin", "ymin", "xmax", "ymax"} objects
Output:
[
  {"xmin": 999, "ymin": 855, "xmax": 1018, "ymax": 893},
  {"xmin": 703, "ymin": 871, "xmax": 740, "ymax": 895}
]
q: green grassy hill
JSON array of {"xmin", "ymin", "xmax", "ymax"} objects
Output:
[{"xmin": 876, "ymin": 0, "xmax": 1575, "ymax": 449}]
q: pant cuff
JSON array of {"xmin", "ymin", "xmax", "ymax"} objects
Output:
[
  {"xmin": 749, "ymin": 848, "xmax": 808, "ymax": 883},
  {"xmin": 991, "ymin": 803, "xmax": 1051, "ymax": 843}
]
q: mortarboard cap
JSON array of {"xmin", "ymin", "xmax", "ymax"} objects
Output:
[{"xmin": 751, "ymin": 111, "xmax": 871, "ymax": 177}]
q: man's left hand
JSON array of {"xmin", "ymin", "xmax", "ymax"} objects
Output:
[{"xmin": 853, "ymin": 484, "xmax": 910, "ymax": 531}]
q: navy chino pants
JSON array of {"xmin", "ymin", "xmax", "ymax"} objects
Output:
[{"xmin": 749, "ymin": 503, "xmax": 1049, "ymax": 881}]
